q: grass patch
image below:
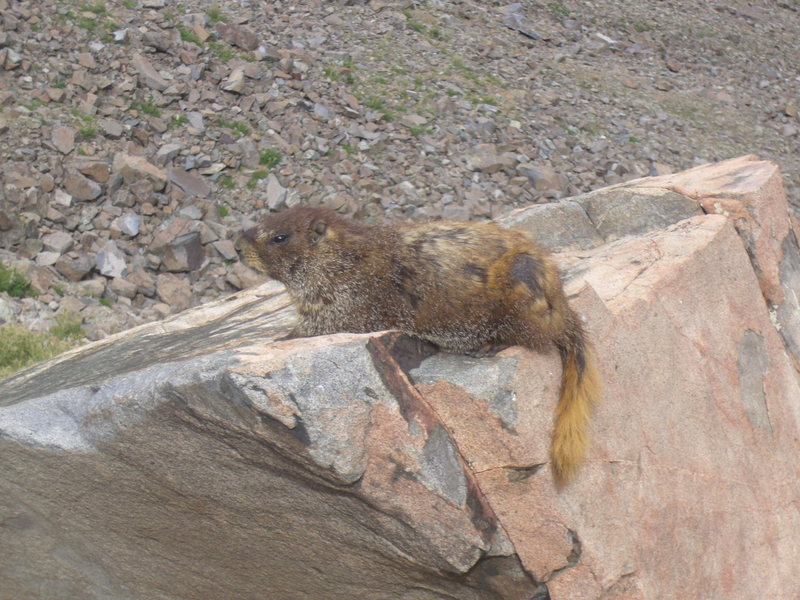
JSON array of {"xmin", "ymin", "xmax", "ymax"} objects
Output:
[
  {"xmin": 208, "ymin": 41, "xmax": 235, "ymax": 61},
  {"xmin": 78, "ymin": 124, "xmax": 97, "ymax": 140},
  {"xmin": 0, "ymin": 326, "xmax": 74, "ymax": 378},
  {"xmin": 177, "ymin": 26, "xmax": 202, "ymax": 46},
  {"xmin": 217, "ymin": 204, "xmax": 230, "ymax": 217},
  {"xmin": 99, "ymin": 297, "xmax": 113, "ymax": 307},
  {"xmin": 549, "ymin": 2, "xmax": 571, "ymax": 17},
  {"xmin": 0, "ymin": 263, "xmax": 36, "ymax": 298},
  {"xmin": 130, "ymin": 97, "xmax": 161, "ymax": 117},
  {"xmin": 259, "ymin": 148, "xmax": 282, "ymax": 168},
  {"xmin": 206, "ymin": 4, "xmax": 227, "ymax": 24},
  {"xmin": 218, "ymin": 119, "xmax": 250, "ymax": 136},
  {"xmin": 80, "ymin": 1, "xmax": 108, "ymax": 16},
  {"xmin": 246, "ymin": 170, "xmax": 269, "ymax": 189},
  {"xmin": 169, "ymin": 114, "xmax": 188, "ymax": 128},
  {"xmin": 21, "ymin": 98, "xmax": 45, "ymax": 111},
  {"xmin": 218, "ymin": 175, "xmax": 235, "ymax": 189},
  {"xmin": 50, "ymin": 313, "xmax": 84, "ymax": 340}
]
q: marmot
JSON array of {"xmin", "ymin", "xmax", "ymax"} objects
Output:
[{"xmin": 238, "ymin": 206, "xmax": 600, "ymax": 486}]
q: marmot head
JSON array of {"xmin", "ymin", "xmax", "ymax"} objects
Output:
[{"xmin": 237, "ymin": 206, "xmax": 343, "ymax": 285}]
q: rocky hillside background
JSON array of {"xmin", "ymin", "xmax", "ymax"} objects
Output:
[{"xmin": 1, "ymin": 0, "xmax": 799, "ymax": 345}]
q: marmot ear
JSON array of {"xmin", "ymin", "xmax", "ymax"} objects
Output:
[{"xmin": 309, "ymin": 219, "xmax": 327, "ymax": 245}]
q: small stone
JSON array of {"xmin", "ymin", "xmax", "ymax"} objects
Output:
[
  {"xmin": 100, "ymin": 118, "xmax": 125, "ymax": 138},
  {"xmin": 186, "ymin": 111, "xmax": 205, "ymax": 133},
  {"xmin": 227, "ymin": 261, "xmax": 265, "ymax": 290},
  {"xmin": 55, "ymin": 254, "xmax": 93, "ymax": 281},
  {"xmin": 77, "ymin": 52, "xmax": 96, "ymax": 69},
  {"xmin": 132, "ymin": 53, "xmax": 169, "ymax": 92},
  {"xmin": 212, "ymin": 239, "xmax": 238, "ymax": 261},
  {"xmin": 35, "ymin": 251, "xmax": 61, "ymax": 267},
  {"xmin": 517, "ymin": 163, "xmax": 565, "ymax": 193},
  {"xmin": 178, "ymin": 205, "xmax": 204, "ymax": 221},
  {"xmin": 0, "ymin": 47, "xmax": 22, "ymax": 70},
  {"xmin": 95, "ymin": 241, "xmax": 128, "ymax": 278},
  {"xmin": 168, "ymin": 168, "xmax": 211, "ymax": 197},
  {"xmin": 112, "ymin": 153, "xmax": 168, "ymax": 191},
  {"xmin": 78, "ymin": 161, "xmax": 111, "ymax": 183},
  {"xmin": 0, "ymin": 296, "xmax": 14, "ymax": 322},
  {"xmin": 216, "ymin": 23, "xmax": 260, "ymax": 51},
  {"xmin": 503, "ymin": 5, "xmax": 540, "ymax": 40},
  {"xmin": 265, "ymin": 173, "xmax": 288, "ymax": 210},
  {"xmin": 222, "ymin": 67, "xmax": 246, "ymax": 94},
  {"xmin": 127, "ymin": 267, "xmax": 156, "ymax": 297},
  {"xmin": 64, "ymin": 169, "xmax": 102, "ymax": 201},
  {"xmin": 155, "ymin": 143, "xmax": 183, "ymax": 166},
  {"xmin": 401, "ymin": 114, "xmax": 428, "ymax": 127},
  {"xmin": 42, "ymin": 231, "xmax": 74, "ymax": 254},
  {"xmin": 161, "ymin": 232, "xmax": 204, "ymax": 272},
  {"xmin": 110, "ymin": 277, "xmax": 138, "ymax": 299},
  {"xmin": 116, "ymin": 213, "xmax": 141, "ymax": 237},
  {"xmin": 156, "ymin": 273, "xmax": 191, "ymax": 311},
  {"xmin": 52, "ymin": 126, "xmax": 76, "ymax": 155},
  {"xmin": 53, "ymin": 189, "xmax": 73, "ymax": 207},
  {"xmin": 441, "ymin": 205, "xmax": 471, "ymax": 221},
  {"xmin": 76, "ymin": 277, "xmax": 107, "ymax": 298},
  {"xmin": 313, "ymin": 103, "xmax": 332, "ymax": 121}
]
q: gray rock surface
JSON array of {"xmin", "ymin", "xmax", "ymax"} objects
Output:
[{"xmin": 2, "ymin": 158, "xmax": 799, "ymax": 599}]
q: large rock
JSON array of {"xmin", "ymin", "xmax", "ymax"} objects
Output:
[{"xmin": 1, "ymin": 157, "xmax": 799, "ymax": 600}]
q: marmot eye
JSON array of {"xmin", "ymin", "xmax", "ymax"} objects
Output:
[{"xmin": 272, "ymin": 234, "xmax": 289, "ymax": 245}]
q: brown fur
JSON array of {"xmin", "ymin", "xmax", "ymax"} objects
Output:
[{"xmin": 238, "ymin": 206, "xmax": 600, "ymax": 486}]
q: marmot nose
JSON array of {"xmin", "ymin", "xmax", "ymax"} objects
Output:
[
  {"xmin": 234, "ymin": 228, "xmax": 257, "ymax": 252},
  {"xmin": 233, "ymin": 228, "xmax": 255, "ymax": 252}
]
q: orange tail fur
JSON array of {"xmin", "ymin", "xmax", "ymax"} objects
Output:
[{"xmin": 551, "ymin": 343, "xmax": 601, "ymax": 487}]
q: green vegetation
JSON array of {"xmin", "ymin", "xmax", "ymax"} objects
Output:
[
  {"xmin": 208, "ymin": 41, "xmax": 235, "ymax": 62},
  {"xmin": 549, "ymin": 2, "xmax": 571, "ymax": 17},
  {"xmin": 218, "ymin": 119, "xmax": 250, "ymax": 136},
  {"xmin": 121, "ymin": 0, "xmax": 136, "ymax": 8},
  {"xmin": 177, "ymin": 26, "xmax": 202, "ymax": 46},
  {"xmin": 99, "ymin": 297, "xmax": 113, "ymax": 308},
  {"xmin": 259, "ymin": 148, "xmax": 282, "ymax": 169},
  {"xmin": 0, "ymin": 326, "xmax": 73, "ymax": 378},
  {"xmin": 50, "ymin": 313, "xmax": 84, "ymax": 340},
  {"xmin": 129, "ymin": 97, "xmax": 161, "ymax": 117},
  {"xmin": 323, "ymin": 65, "xmax": 340, "ymax": 82},
  {"xmin": 21, "ymin": 98, "xmax": 45, "ymax": 111},
  {"xmin": 407, "ymin": 19, "xmax": 425, "ymax": 34},
  {"xmin": 170, "ymin": 114, "xmax": 188, "ymax": 128},
  {"xmin": 0, "ymin": 263, "xmax": 36, "ymax": 298},
  {"xmin": 408, "ymin": 125, "xmax": 429, "ymax": 137},
  {"xmin": 206, "ymin": 4, "xmax": 227, "ymax": 24},
  {"xmin": 246, "ymin": 170, "xmax": 269, "ymax": 189},
  {"xmin": 217, "ymin": 204, "xmax": 230, "ymax": 217},
  {"xmin": 80, "ymin": 1, "xmax": 108, "ymax": 16},
  {"xmin": 218, "ymin": 175, "xmax": 235, "ymax": 189},
  {"xmin": 363, "ymin": 96, "xmax": 394, "ymax": 121},
  {"xmin": 78, "ymin": 124, "xmax": 97, "ymax": 140}
]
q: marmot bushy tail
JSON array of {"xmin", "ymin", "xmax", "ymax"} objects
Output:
[
  {"xmin": 552, "ymin": 324, "xmax": 601, "ymax": 486},
  {"xmin": 238, "ymin": 206, "xmax": 601, "ymax": 486}
]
